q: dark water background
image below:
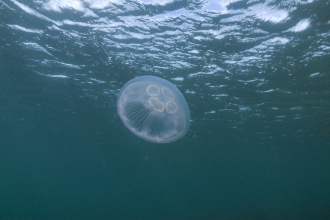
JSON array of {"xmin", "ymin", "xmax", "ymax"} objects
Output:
[{"xmin": 1, "ymin": 0, "xmax": 330, "ymax": 219}]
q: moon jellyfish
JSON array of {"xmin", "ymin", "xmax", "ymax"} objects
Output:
[{"xmin": 117, "ymin": 76, "xmax": 190, "ymax": 143}]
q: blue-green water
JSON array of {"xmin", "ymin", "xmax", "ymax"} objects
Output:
[{"xmin": 1, "ymin": 0, "xmax": 330, "ymax": 219}]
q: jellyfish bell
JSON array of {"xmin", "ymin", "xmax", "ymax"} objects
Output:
[{"xmin": 117, "ymin": 76, "xmax": 190, "ymax": 143}]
